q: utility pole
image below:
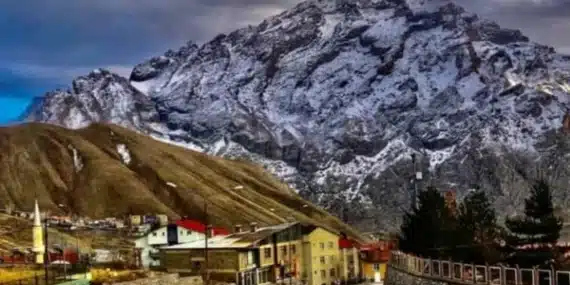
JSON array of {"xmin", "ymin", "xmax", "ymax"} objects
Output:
[
  {"xmin": 204, "ymin": 201, "xmax": 210, "ymax": 285},
  {"xmin": 287, "ymin": 216, "xmax": 294, "ymax": 285},
  {"xmin": 411, "ymin": 153, "xmax": 417, "ymax": 210}
]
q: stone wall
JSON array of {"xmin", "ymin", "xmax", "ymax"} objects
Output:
[{"xmin": 385, "ymin": 265, "xmax": 460, "ymax": 285}]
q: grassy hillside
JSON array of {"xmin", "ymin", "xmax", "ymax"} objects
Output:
[
  {"xmin": 0, "ymin": 213, "xmax": 95, "ymax": 252},
  {"xmin": 0, "ymin": 123, "xmax": 366, "ymax": 241}
]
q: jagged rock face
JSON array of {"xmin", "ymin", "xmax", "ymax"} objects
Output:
[
  {"xmin": 25, "ymin": 0, "xmax": 570, "ymax": 231},
  {"xmin": 25, "ymin": 69, "xmax": 159, "ymax": 131}
]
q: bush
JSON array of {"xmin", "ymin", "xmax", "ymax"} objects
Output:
[
  {"xmin": 90, "ymin": 268, "xmax": 147, "ymax": 284},
  {"xmin": 0, "ymin": 268, "xmax": 43, "ymax": 282}
]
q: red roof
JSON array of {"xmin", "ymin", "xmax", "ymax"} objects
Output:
[
  {"xmin": 360, "ymin": 241, "xmax": 394, "ymax": 251},
  {"xmin": 339, "ymin": 238, "xmax": 359, "ymax": 249},
  {"xmin": 175, "ymin": 219, "xmax": 229, "ymax": 236}
]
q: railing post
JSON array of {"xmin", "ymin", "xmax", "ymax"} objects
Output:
[
  {"xmin": 533, "ymin": 266, "xmax": 538, "ymax": 285},
  {"xmin": 486, "ymin": 262, "xmax": 490, "ymax": 285},
  {"xmin": 551, "ymin": 265, "xmax": 556, "ymax": 285},
  {"xmin": 515, "ymin": 265, "xmax": 520, "ymax": 285}
]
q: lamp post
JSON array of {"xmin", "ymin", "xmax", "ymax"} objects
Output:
[
  {"xmin": 56, "ymin": 204, "xmax": 74, "ymax": 280},
  {"xmin": 411, "ymin": 154, "xmax": 423, "ymax": 210},
  {"xmin": 287, "ymin": 216, "xmax": 295, "ymax": 285},
  {"xmin": 204, "ymin": 201, "xmax": 209, "ymax": 285}
]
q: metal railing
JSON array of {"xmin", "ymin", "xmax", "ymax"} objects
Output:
[{"xmin": 390, "ymin": 251, "xmax": 570, "ymax": 285}]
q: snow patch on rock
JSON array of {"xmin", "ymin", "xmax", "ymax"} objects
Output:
[
  {"xmin": 68, "ymin": 144, "xmax": 84, "ymax": 172},
  {"xmin": 116, "ymin": 144, "xmax": 132, "ymax": 165}
]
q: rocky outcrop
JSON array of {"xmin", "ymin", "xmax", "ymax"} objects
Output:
[{"xmin": 24, "ymin": 0, "xmax": 570, "ymax": 231}]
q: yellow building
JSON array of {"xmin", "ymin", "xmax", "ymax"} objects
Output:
[
  {"xmin": 32, "ymin": 200, "xmax": 44, "ymax": 264},
  {"xmin": 129, "ymin": 215, "xmax": 142, "ymax": 226},
  {"xmin": 302, "ymin": 227, "xmax": 341, "ymax": 285},
  {"xmin": 359, "ymin": 241, "xmax": 394, "ymax": 283}
]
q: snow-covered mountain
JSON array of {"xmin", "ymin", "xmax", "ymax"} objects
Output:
[{"xmin": 25, "ymin": 0, "xmax": 570, "ymax": 231}]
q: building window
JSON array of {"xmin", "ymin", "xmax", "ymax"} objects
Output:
[
  {"xmin": 320, "ymin": 270, "xmax": 326, "ymax": 279},
  {"xmin": 264, "ymin": 248, "xmax": 271, "ymax": 258},
  {"xmin": 247, "ymin": 251, "xmax": 254, "ymax": 266},
  {"xmin": 187, "ymin": 230, "xmax": 191, "ymax": 235},
  {"xmin": 330, "ymin": 256, "xmax": 335, "ymax": 262},
  {"xmin": 320, "ymin": 256, "xmax": 325, "ymax": 264},
  {"xmin": 373, "ymin": 263, "xmax": 380, "ymax": 271},
  {"xmin": 290, "ymin": 244, "xmax": 296, "ymax": 255},
  {"xmin": 330, "ymin": 269, "xmax": 336, "ymax": 278},
  {"xmin": 191, "ymin": 261, "xmax": 201, "ymax": 270},
  {"xmin": 162, "ymin": 232, "xmax": 165, "ymax": 236},
  {"xmin": 281, "ymin": 245, "xmax": 288, "ymax": 257},
  {"xmin": 152, "ymin": 232, "xmax": 157, "ymax": 237},
  {"xmin": 328, "ymin": 241, "xmax": 333, "ymax": 249},
  {"xmin": 320, "ymin": 242, "xmax": 325, "ymax": 250}
]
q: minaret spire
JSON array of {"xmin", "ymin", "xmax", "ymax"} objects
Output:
[
  {"xmin": 32, "ymin": 200, "xmax": 45, "ymax": 264},
  {"xmin": 34, "ymin": 200, "xmax": 41, "ymax": 226}
]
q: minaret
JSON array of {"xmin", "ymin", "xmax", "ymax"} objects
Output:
[{"xmin": 32, "ymin": 200, "xmax": 45, "ymax": 264}]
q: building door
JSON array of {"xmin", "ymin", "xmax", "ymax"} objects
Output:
[{"xmin": 374, "ymin": 272, "xmax": 381, "ymax": 283}]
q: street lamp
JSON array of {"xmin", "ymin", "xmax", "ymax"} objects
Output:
[
  {"xmin": 411, "ymin": 154, "xmax": 422, "ymax": 210},
  {"xmin": 56, "ymin": 204, "xmax": 75, "ymax": 280}
]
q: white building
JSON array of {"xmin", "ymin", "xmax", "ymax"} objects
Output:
[{"xmin": 135, "ymin": 221, "xmax": 210, "ymax": 268}]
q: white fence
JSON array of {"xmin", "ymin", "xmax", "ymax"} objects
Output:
[{"xmin": 390, "ymin": 251, "xmax": 570, "ymax": 285}]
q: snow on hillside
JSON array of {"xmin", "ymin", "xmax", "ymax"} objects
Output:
[{"xmin": 24, "ymin": 0, "xmax": 570, "ymax": 231}]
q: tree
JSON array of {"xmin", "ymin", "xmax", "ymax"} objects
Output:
[
  {"xmin": 504, "ymin": 179, "xmax": 563, "ymax": 267},
  {"xmin": 454, "ymin": 190, "xmax": 502, "ymax": 264},
  {"xmin": 399, "ymin": 186, "xmax": 457, "ymax": 259}
]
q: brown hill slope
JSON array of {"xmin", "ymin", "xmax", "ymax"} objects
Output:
[{"xmin": 0, "ymin": 123, "xmax": 365, "ymax": 241}]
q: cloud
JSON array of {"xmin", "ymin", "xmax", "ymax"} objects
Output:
[
  {"xmin": 0, "ymin": 0, "xmax": 297, "ymax": 70},
  {"xmin": 456, "ymin": 0, "xmax": 570, "ymax": 55},
  {"xmin": 4, "ymin": 63, "xmax": 133, "ymax": 82}
]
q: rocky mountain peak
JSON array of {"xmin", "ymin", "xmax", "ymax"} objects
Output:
[
  {"xmin": 72, "ymin": 68, "xmax": 129, "ymax": 94},
  {"xmin": 25, "ymin": 0, "xmax": 570, "ymax": 231}
]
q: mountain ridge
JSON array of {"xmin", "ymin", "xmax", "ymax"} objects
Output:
[
  {"xmin": 0, "ymin": 122, "xmax": 366, "ymax": 241},
  {"xmin": 23, "ymin": 0, "xmax": 570, "ymax": 231}
]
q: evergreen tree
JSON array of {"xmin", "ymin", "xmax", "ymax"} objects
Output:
[
  {"xmin": 454, "ymin": 190, "xmax": 502, "ymax": 264},
  {"xmin": 504, "ymin": 179, "xmax": 563, "ymax": 267},
  {"xmin": 399, "ymin": 186, "xmax": 457, "ymax": 259}
]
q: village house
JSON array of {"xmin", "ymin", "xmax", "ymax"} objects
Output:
[
  {"xmin": 359, "ymin": 240, "xmax": 395, "ymax": 284},
  {"xmin": 135, "ymin": 219, "xmax": 228, "ymax": 268},
  {"xmin": 130, "ymin": 215, "xmax": 142, "ymax": 226},
  {"xmin": 159, "ymin": 222, "xmax": 360, "ymax": 285}
]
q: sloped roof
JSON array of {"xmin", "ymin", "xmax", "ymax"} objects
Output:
[
  {"xmin": 162, "ymin": 222, "xmax": 297, "ymax": 250},
  {"xmin": 175, "ymin": 219, "xmax": 229, "ymax": 236},
  {"xmin": 339, "ymin": 238, "xmax": 359, "ymax": 249}
]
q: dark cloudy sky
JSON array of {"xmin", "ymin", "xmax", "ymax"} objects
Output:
[{"xmin": 0, "ymin": 0, "xmax": 568, "ymax": 123}]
